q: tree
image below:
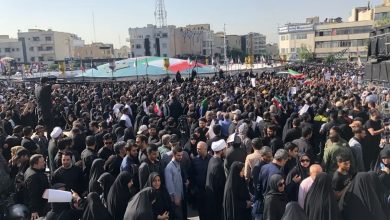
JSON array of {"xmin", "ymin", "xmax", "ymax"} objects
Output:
[
  {"xmin": 325, "ymin": 55, "xmax": 335, "ymax": 64},
  {"xmin": 297, "ymin": 46, "xmax": 315, "ymax": 62}
]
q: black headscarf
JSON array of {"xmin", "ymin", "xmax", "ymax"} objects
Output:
[
  {"xmin": 82, "ymin": 192, "xmax": 111, "ymax": 220},
  {"xmin": 123, "ymin": 187, "xmax": 156, "ymax": 220},
  {"xmin": 89, "ymin": 159, "xmax": 105, "ymax": 193},
  {"xmin": 263, "ymin": 174, "xmax": 288, "ymax": 220},
  {"xmin": 304, "ymin": 173, "xmax": 340, "ymax": 220},
  {"xmin": 107, "ymin": 171, "xmax": 133, "ymax": 220},
  {"xmin": 223, "ymin": 161, "xmax": 251, "ymax": 220},
  {"xmin": 144, "ymin": 172, "xmax": 171, "ymax": 218},
  {"xmin": 287, "ymin": 153, "xmax": 311, "ymax": 184},
  {"xmin": 97, "ymin": 172, "xmax": 115, "ymax": 207},
  {"xmin": 339, "ymin": 172, "xmax": 389, "ymax": 220},
  {"xmin": 281, "ymin": 202, "xmax": 308, "ymax": 220}
]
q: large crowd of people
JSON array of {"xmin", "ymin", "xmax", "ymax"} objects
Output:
[{"xmin": 0, "ymin": 62, "xmax": 389, "ymax": 220}]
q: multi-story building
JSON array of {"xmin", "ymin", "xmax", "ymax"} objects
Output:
[
  {"xmin": 114, "ymin": 46, "xmax": 130, "ymax": 58},
  {"xmin": 278, "ymin": 23, "xmax": 316, "ymax": 60},
  {"xmin": 129, "ymin": 24, "xmax": 176, "ymax": 57},
  {"xmin": 74, "ymin": 43, "xmax": 115, "ymax": 60},
  {"xmin": 0, "ymin": 35, "xmax": 24, "ymax": 63},
  {"xmin": 17, "ymin": 29, "xmax": 84, "ymax": 64},
  {"xmin": 314, "ymin": 19, "xmax": 373, "ymax": 59},
  {"xmin": 278, "ymin": 6, "xmax": 377, "ymax": 61},
  {"xmin": 174, "ymin": 24, "xmax": 214, "ymax": 57},
  {"xmin": 129, "ymin": 24, "xmax": 215, "ymax": 58},
  {"xmin": 246, "ymin": 32, "xmax": 266, "ymax": 56}
]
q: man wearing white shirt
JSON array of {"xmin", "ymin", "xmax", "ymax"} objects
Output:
[{"xmin": 120, "ymin": 107, "xmax": 133, "ymax": 128}]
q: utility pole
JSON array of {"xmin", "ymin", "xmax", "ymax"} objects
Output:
[{"xmin": 223, "ymin": 24, "xmax": 228, "ymax": 67}]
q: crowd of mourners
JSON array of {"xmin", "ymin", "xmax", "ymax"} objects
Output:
[{"xmin": 0, "ymin": 62, "xmax": 389, "ymax": 220}]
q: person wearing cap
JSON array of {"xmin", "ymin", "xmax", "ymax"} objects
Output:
[
  {"xmin": 205, "ymin": 139, "xmax": 227, "ymax": 220},
  {"xmin": 224, "ymin": 135, "xmax": 246, "ymax": 177},
  {"xmin": 137, "ymin": 125, "xmax": 149, "ymax": 136}
]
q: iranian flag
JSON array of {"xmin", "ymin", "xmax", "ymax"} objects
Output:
[
  {"xmin": 272, "ymin": 96, "xmax": 283, "ymax": 109},
  {"xmin": 154, "ymin": 102, "xmax": 163, "ymax": 117},
  {"xmin": 288, "ymin": 69, "xmax": 305, "ymax": 79},
  {"xmin": 304, "ymin": 78, "xmax": 313, "ymax": 86}
]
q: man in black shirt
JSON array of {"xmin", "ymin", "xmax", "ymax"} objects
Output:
[
  {"xmin": 24, "ymin": 154, "xmax": 49, "ymax": 219},
  {"xmin": 81, "ymin": 136, "xmax": 97, "ymax": 183},
  {"xmin": 332, "ymin": 153, "xmax": 352, "ymax": 200},
  {"xmin": 98, "ymin": 133, "xmax": 114, "ymax": 161},
  {"xmin": 21, "ymin": 126, "xmax": 38, "ymax": 154},
  {"xmin": 34, "ymin": 77, "xmax": 60, "ymax": 139},
  {"xmin": 52, "ymin": 151, "xmax": 83, "ymax": 194}
]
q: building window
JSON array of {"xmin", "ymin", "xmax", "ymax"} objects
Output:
[
  {"xmin": 16, "ymin": 48, "xmax": 19, "ymax": 51},
  {"xmin": 32, "ymin": 37, "xmax": 40, "ymax": 41},
  {"xmin": 30, "ymin": 57, "xmax": 35, "ymax": 62},
  {"xmin": 162, "ymin": 33, "xmax": 168, "ymax": 38},
  {"xmin": 136, "ymin": 44, "xmax": 142, "ymax": 49},
  {"xmin": 11, "ymin": 48, "xmax": 15, "ymax": 52},
  {"xmin": 163, "ymin": 54, "xmax": 167, "ymax": 57},
  {"xmin": 5, "ymin": 48, "xmax": 11, "ymax": 52},
  {"xmin": 162, "ymin": 43, "xmax": 167, "ymax": 49},
  {"xmin": 46, "ymin": 46, "xmax": 53, "ymax": 51},
  {"xmin": 131, "ymin": 44, "xmax": 135, "ymax": 49},
  {"xmin": 17, "ymin": 58, "xmax": 21, "ymax": 62},
  {"xmin": 45, "ymin": 36, "xmax": 52, "ymax": 41},
  {"xmin": 29, "ymin": 47, "xmax": 34, "ymax": 51},
  {"xmin": 38, "ymin": 57, "xmax": 44, "ymax": 61},
  {"xmin": 290, "ymin": 48, "xmax": 296, "ymax": 53},
  {"xmin": 38, "ymin": 46, "xmax": 43, "ymax": 51}
]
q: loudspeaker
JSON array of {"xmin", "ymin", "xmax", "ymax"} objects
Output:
[
  {"xmin": 378, "ymin": 36, "xmax": 387, "ymax": 57},
  {"xmin": 364, "ymin": 63, "xmax": 373, "ymax": 81},
  {"xmin": 380, "ymin": 62, "xmax": 389, "ymax": 82},
  {"xmin": 370, "ymin": 37, "xmax": 378, "ymax": 57},
  {"xmin": 372, "ymin": 62, "xmax": 381, "ymax": 81}
]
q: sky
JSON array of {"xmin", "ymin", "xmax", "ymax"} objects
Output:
[{"xmin": 0, "ymin": 0, "xmax": 383, "ymax": 48}]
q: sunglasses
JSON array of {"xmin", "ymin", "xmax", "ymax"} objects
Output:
[
  {"xmin": 278, "ymin": 181, "xmax": 285, "ymax": 187},
  {"xmin": 300, "ymin": 159, "xmax": 310, "ymax": 163}
]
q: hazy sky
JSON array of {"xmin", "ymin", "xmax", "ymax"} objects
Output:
[{"xmin": 0, "ymin": 0, "xmax": 382, "ymax": 48}]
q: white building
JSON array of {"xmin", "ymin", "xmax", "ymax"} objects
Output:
[
  {"xmin": 17, "ymin": 29, "xmax": 84, "ymax": 64},
  {"xmin": 246, "ymin": 32, "xmax": 266, "ymax": 56},
  {"xmin": 0, "ymin": 35, "xmax": 24, "ymax": 63},
  {"xmin": 129, "ymin": 24, "xmax": 176, "ymax": 57}
]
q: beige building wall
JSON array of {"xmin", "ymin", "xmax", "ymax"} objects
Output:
[
  {"xmin": 226, "ymin": 35, "xmax": 242, "ymax": 51},
  {"xmin": 314, "ymin": 20, "xmax": 373, "ymax": 58},
  {"xmin": 74, "ymin": 43, "xmax": 114, "ymax": 59}
]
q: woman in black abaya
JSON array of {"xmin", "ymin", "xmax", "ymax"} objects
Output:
[
  {"xmin": 339, "ymin": 172, "xmax": 389, "ymax": 220},
  {"xmin": 97, "ymin": 172, "xmax": 115, "ymax": 207},
  {"xmin": 263, "ymin": 174, "xmax": 288, "ymax": 220},
  {"xmin": 124, "ymin": 187, "xmax": 157, "ymax": 220},
  {"xmin": 281, "ymin": 202, "xmax": 308, "ymax": 220},
  {"xmin": 144, "ymin": 172, "xmax": 171, "ymax": 220},
  {"xmin": 82, "ymin": 192, "xmax": 111, "ymax": 220},
  {"xmin": 89, "ymin": 159, "xmax": 105, "ymax": 193},
  {"xmin": 223, "ymin": 161, "xmax": 251, "ymax": 220},
  {"xmin": 107, "ymin": 171, "xmax": 134, "ymax": 220},
  {"xmin": 286, "ymin": 153, "xmax": 311, "ymax": 201},
  {"xmin": 304, "ymin": 172, "xmax": 340, "ymax": 220}
]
